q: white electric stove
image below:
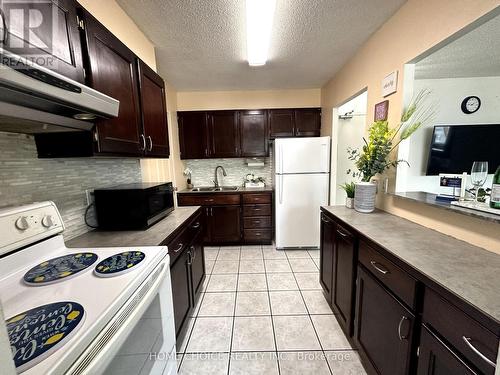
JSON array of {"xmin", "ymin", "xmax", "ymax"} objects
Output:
[{"xmin": 0, "ymin": 202, "xmax": 177, "ymax": 375}]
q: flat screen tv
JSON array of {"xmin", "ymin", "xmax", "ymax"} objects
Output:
[{"xmin": 426, "ymin": 124, "xmax": 500, "ymax": 175}]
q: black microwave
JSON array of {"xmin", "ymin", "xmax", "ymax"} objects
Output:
[{"xmin": 94, "ymin": 182, "xmax": 174, "ymax": 230}]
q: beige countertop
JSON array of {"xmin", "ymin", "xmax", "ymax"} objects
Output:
[
  {"xmin": 178, "ymin": 186, "xmax": 274, "ymax": 194},
  {"xmin": 321, "ymin": 206, "xmax": 500, "ymax": 325},
  {"xmin": 67, "ymin": 206, "xmax": 201, "ymax": 248}
]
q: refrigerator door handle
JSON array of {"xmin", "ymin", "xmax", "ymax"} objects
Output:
[
  {"xmin": 279, "ymin": 173, "xmax": 284, "ymax": 204},
  {"xmin": 280, "ymin": 143, "xmax": 284, "ymax": 174}
]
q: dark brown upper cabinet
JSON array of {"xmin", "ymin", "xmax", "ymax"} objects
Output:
[
  {"xmin": 269, "ymin": 108, "xmax": 321, "ymax": 138},
  {"xmin": 239, "ymin": 110, "xmax": 269, "ymax": 157},
  {"xmin": 295, "ymin": 108, "xmax": 321, "ymax": 137},
  {"xmin": 178, "ymin": 111, "xmax": 209, "ymax": 159},
  {"xmin": 269, "ymin": 109, "xmax": 295, "ymax": 138},
  {"xmin": 137, "ymin": 59, "xmax": 170, "ymax": 158},
  {"xmin": 1, "ymin": 0, "xmax": 85, "ymax": 83},
  {"xmin": 81, "ymin": 10, "xmax": 142, "ymax": 156},
  {"xmin": 209, "ymin": 111, "xmax": 240, "ymax": 158}
]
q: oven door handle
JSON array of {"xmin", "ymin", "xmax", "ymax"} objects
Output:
[{"xmin": 65, "ymin": 257, "xmax": 171, "ymax": 375}]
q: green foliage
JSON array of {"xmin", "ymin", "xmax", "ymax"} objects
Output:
[
  {"xmin": 340, "ymin": 181, "xmax": 356, "ymax": 198},
  {"xmin": 347, "ymin": 90, "xmax": 434, "ymax": 182}
]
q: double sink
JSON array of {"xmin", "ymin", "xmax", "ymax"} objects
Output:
[{"xmin": 190, "ymin": 186, "xmax": 240, "ymax": 192}]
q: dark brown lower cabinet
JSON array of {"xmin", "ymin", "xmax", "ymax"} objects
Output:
[
  {"xmin": 209, "ymin": 205, "xmax": 241, "ymax": 243},
  {"xmin": 319, "ymin": 209, "xmax": 499, "ymax": 375},
  {"xmin": 331, "ymin": 224, "xmax": 356, "ymax": 336},
  {"xmin": 355, "ymin": 266, "xmax": 415, "ymax": 375},
  {"xmin": 417, "ymin": 326, "xmax": 478, "ymax": 375},
  {"xmin": 168, "ymin": 211, "xmax": 205, "ymax": 340},
  {"xmin": 189, "ymin": 232, "xmax": 206, "ymax": 300},
  {"xmin": 170, "ymin": 249, "xmax": 191, "ymax": 337},
  {"xmin": 319, "ymin": 214, "xmax": 334, "ymax": 303}
]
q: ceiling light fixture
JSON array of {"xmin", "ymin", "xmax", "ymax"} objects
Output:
[{"xmin": 246, "ymin": 0, "xmax": 276, "ymax": 66}]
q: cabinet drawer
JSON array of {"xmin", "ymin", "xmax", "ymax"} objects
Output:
[
  {"xmin": 187, "ymin": 213, "xmax": 203, "ymax": 240},
  {"xmin": 243, "ymin": 204, "xmax": 271, "ymax": 216},
  {"xmin": 242, "ymin": 193, "xmax": 272, "ymax": 204},
  {"xmin": 244, "ymin": 216, "xmax": 271, "ymax": 229},
  {"xmin": 166, "ymin": 226, "xmax": 190, "ymax": 266},
  {"xmin": 178, "ymin": 193, "xmax": 241, "ymax": 206},
  {"xmin": 423, "ymin": 288, "xmax": 498, "ymax": 374},
  {"xmin": 359, "ymin": 240, "xmax": 416, "ymax": 309},
  {"xmin": 244, "ymin": 229, "xmax": 272, "ymax": 241}
]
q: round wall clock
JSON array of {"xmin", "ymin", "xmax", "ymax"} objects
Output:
[{"xmin": 461, "ymin": 96, "xmax": 481, "ymax": 114}]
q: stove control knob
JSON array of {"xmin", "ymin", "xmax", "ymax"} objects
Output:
[
  {"xmin": 15, "ymin": 216, "xmax": 29, "ymax": 231},
  {"xmin": 42, "ymin": 215, "xmax": 54, "ymax": 228}
]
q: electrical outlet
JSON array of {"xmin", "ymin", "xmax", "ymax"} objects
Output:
[{"xmin": 85, "ymin": 190, "xmax": 95, "ymax": 206}]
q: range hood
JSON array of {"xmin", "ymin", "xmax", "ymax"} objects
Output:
[{"xmin": 0, "ymin": 49, "xmax": 119, "ymax": 134}]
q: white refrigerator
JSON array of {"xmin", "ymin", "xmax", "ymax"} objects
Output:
[{"xmin": 274, "ymin": 136, "xmax": 330, "ymax": 249}]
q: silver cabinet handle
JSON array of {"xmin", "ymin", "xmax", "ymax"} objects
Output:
[
  {"xmin": 462, "ymin": 336, "xmax": 496, "ymax": 368},
  {"xmin": 173, "ymin": 243, "xmax": 183, "ymax": 253},
  {"xmin": 336, "ymin": 228, "xmax": 349, "ymax": 237},
  {"xmin": 398, "ymin": 316, "xmax": 409, "ymax": 340},
  {"xmin": 211, "ymin": 207, "xmax": 214, "ymax": 216},
  {"xmin": 191, "ymin": 222, "xmax": 200, "ymax": 229},
  {"xmin": 370, "ymin": 260, "xmax": 389, "ymax": 275},
  {"xmin": 321, "ymin": 216, "xmax": 331, "ymax": 223},
  {"xmin": 190, "ymin": 245, "xmax": 196, "ymax": 261},
  {"xmin": 187, "ymin": 250, "xmax": 192, "ymax": 265},
  {"xmin": 139, "ymin": 134, "xmax": 146, "ymax": 151},
  {"xmin": 147, "ymin": 135, "xmax": 153, "ymax": 151}
]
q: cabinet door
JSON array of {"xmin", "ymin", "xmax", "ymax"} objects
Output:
[
  {"xmin": 417, "ymin": 326, "xmax": 478, "ymax": 375},
  {"xmin": 1, "ymin": 0, "xmax": 85, "ymax": 83},
  {"xmin": 355, "ymin": 266, "xmax": 415, "ymax": 375},
  {"xmin": 202, "ymin": 207, "xmax": 211, "ymax": 243},
  {"xmin": 319, "ymin": 214, "xmax": 334, "ymax": 304},
  {"xmin": 82, "ymin": 11, "xmax": 142, "ymax": 155},
  {"xmin": 210, "ymin": 206, "xmax": 241, "ymax": 243},
  {"xmin": 295, "ymin": 109, "xmax": 321, "ymax": 137},
  {"xmin": 178, "ymin": 111, "xmax": 209, "ymax": 159},
  {"xmin": 137, "ymin": 59, "xmax": 169, "ymax": 158},
  {"xmin": 332, "ymin": 225, "xmax": 356, "ymax": 336},
  {"xmin": 209, "ymin": 111, "xmax": 240, "ymax": 157},
  {"xmin": 239, "ymin": 110, "xmax": 269, "ymax": 157},
  {"xmin": 171, "ymin": 250, "xmax": 191, "ymax": 337},
  {"xmin": 189, "ymin": 232, "xmax": 206, "ymax": 301},
  {"xmin": 269, "ymin": 109, "xmax": 295, "ymax": 138}
]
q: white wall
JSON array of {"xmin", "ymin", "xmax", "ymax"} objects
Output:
[
  {"xmin": 330, "ymin": 91, "xmax": 368, "ymax": 205},
  {"xmin": 398, "ymin": 76, "xmax": 500, "ymax": 193}
]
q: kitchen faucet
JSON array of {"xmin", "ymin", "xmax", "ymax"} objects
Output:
[{"xmin": 214, "ymin": 166, "xmax": 227, "ymax": 188}]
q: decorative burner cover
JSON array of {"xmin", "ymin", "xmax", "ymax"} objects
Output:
[
  {"xmin": 94, "ymin": 251, "xmax": 145, "ymax": 277},
  {"xmin": 24, "ymin": 253, "xmax": 98, "ymax": 285},
  {"xmin": 7, "ymin": 301, "xmax": 85, "ymax": 373}
]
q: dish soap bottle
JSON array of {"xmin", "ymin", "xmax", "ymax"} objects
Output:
[{"xmin": 490, "ymin": 165, "xmax": 500, "ymax": 209}]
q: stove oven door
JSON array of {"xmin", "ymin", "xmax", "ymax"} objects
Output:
[{"xmin": 66, "ymin": 258, "xmax": 177, "ymax": 375}]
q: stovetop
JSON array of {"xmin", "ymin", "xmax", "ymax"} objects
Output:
[{"xmin": 0, "ymin": 235, "xmax": 168, "ymax": 374}]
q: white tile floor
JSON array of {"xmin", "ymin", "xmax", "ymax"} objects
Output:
[{"xmin": 176, "ymin": 245, "xmax": 367, "ymax": 375}]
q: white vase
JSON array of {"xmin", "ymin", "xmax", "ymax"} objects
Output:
[
  {"xmin": 354, "ymin": 182, "xmax": 377, "ymax": 213},
  {"xmin": 345, "ymin": 197, "xmax": 354, "ymax": 209}
]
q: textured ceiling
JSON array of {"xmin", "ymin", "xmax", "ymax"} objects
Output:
[
  {"xmin": 415, "ymin": 14, "xmax": 500, "ymax": 80},
  {"xmin": 116, "ymin": 0, "xmax": 406, "ymax": 91}
]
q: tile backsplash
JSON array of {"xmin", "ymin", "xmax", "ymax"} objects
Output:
[
  {"xmin": 0, "ymin": 132, "xmax": 142, "ymax": 240},
  {"xmin": 185, "ymin": 149, "xmax": 273, "ymax": 187}
]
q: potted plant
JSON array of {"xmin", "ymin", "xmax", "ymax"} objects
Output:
[
  {"xmin": 340, "ymin": 182, "xmax": 355, "ymax": 208},
  {"xmin": 348, "ymin": 90, "xmax": 433, "ymax": 213}
]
